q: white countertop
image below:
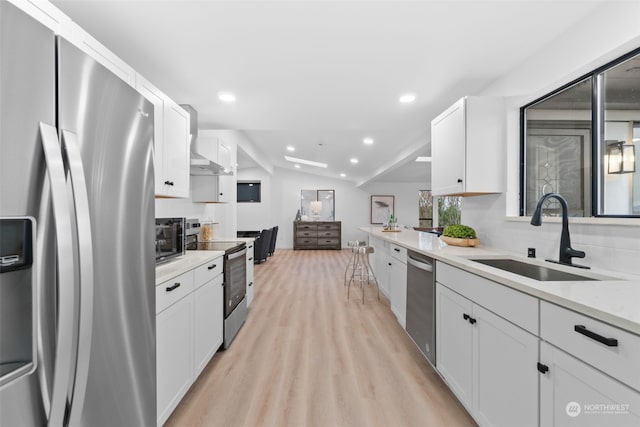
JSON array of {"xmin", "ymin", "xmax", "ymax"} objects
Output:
[
  {"xmin": 155, "ymin": 251, "xmax": 224, "ymax": 285},
  {"xmin": 360, "ymin": 226, "xmax": 640, "ymax": 335},
  {"xmin": 200, "ymin": 237, "xmax": 256, "ymax": 244}
]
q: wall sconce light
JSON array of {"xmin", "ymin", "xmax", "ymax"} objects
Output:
[{"xmin": 607, "ymin": 140, "xmax": 636, "ymax": 174}]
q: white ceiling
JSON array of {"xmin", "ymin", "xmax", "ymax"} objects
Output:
[{"xmin": 52, "ymin": 0, "xmax": 605, "ymax": 185}]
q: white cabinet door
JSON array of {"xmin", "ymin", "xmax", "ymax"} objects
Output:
[
  {"xmin": 540, "ymin": 342, "xmax": 640, "ymax": 427},
  {"xmin": 246, "ymin": 242, "xmax": 255, "ymax": 307},
  {"xmin": 388, "ymin": 258, "xmax": 407, "ymax": 328},
  {"xmin": 163, "ymin": 100, "xmax": 190, "ymax": 198},
  {"xmin": 135, "ymin": 74, "xmax": 167, "ymax": 196},
  {"xmin": 156, "ymin": 295, "xmax": 193, "ymax": 426},
  {"xmin": 436, "ymin": 283, "xmax": 474, "ymax": 412},
  {"xmin": 431, "ymin": 98, "xmax": 466, "ymax": 196},
  {"xmin": 193, "ymin": 276, "xmax": 223, "ymax": 378},
  {"xmin": 474, "ymin": 304, "xmax": 539, "ymax": 427},
  {"xmin": 431, "ymin": 96, "xmax": 505, "ymax": 196}
]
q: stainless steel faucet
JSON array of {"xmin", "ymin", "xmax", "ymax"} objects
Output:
[{"xmin": 530, "ymin": 192, "xmax": 589, "ymax": 269}]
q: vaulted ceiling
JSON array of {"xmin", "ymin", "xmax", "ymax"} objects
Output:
[{"xmin": 52, "ymin": 0, "xmax": 605, "ymax": 185}]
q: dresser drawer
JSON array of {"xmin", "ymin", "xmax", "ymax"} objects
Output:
[
  {"xmin": 296, "ymin": 230, "xmax": 318, "ymax": 238},
  {"xmin": 295, "ymin": 238, "xmax": 317, "ymax": 247},
  {"xmin": 317, "ymin": 223, "xmax": 340, "ymax": 231},
  {"xmin": 156, "ymin": 270, "xmax": 194, "ymax": 314},
  {"xmin": 193, "ymin": 256, "xmax": 223, "ymax": 289},
  {"xmin": 318, "ymin": 230, "xmax": 339, "ymax": 238},
  {"xmin": 317, "ymin": 238, "xmax": 339, "ymax": 247},
  {"xmin": 295, "ymin": 223, "xmax": 317, "ymax": 232},
  {"xmin": 540, "ymin": 301, "xmax": 640, "ymax": 391}
]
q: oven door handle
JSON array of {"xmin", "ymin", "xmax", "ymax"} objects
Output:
[{"xmin": 227, "ymin": 248, "xmax": 247, "ymax": 260}]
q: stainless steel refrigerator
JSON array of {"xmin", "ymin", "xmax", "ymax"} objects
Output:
[{"xmin": 0, "ymin": 2, "xmax": 155, "ymax": 425}]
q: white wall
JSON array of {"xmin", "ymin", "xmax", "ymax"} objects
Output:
[
  {"xmin": 359, "ymin": 182, "xmax": 426, "ymax": 228},
  {"xmin": 462, "ymin": 0, "xmax": 640, "ymax": 275},
  {"xmin": 237, "ymin": 167, "xmax": 273, "ymax": 231},
  {"xmin": 236, "ymin": 167, "xmax": 371, "ymax": 248}
]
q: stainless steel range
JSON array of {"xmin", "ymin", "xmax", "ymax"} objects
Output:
[{"xmin": 186, "ymin": 219, "xmax": 247, "ymax": 348}]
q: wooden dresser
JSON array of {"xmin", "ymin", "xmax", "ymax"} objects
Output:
[{"xmin": 293, "ymin": 221, "xmax": 342, "ymax": 250}]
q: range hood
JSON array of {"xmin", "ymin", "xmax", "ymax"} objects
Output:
[
  {"xmin": 190, "ymin": 151, "xmax": 232, "ymax": 176},
  {"xmin": 180, "ymin": 104, "xmax": 233, "ymax": 176}
]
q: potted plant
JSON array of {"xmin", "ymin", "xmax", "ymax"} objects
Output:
[{"xmin": 441, "ymin": 224, "xmax": 480, "ymax": 247}]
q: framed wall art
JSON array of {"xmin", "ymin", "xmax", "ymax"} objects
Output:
[{"xmin": 370, "ymin": 195, "xmax": 394, "ymax": 224}]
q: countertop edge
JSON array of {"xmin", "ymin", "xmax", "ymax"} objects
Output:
[
  {"xmin": 155, "ymin": 251, "xmax": 225, "ymax": 285},
  {"xmin": 359, "ymin": 226, "xmax": 640, "ymax": 336}
]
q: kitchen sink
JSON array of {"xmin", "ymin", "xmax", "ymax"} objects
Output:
[{"xmin": 470, "ymin": 258, "xmax": 599, "ymax": 282}]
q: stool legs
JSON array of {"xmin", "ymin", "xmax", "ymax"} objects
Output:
[{"xmin": 347, "ymin": 247, "xmax": 380, "ymax": 303}]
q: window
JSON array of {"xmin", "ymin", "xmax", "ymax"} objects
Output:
[
  {"xmin": 418, "ymin": 190, "xmax": 461, "ymax": 228},
  {"xmin": 237, "ymin": 181, "xmax": 261, "ymax": 203},
  {"xmin": 521, "ymin": 48, "xmax": 640, "ymax": 217}
]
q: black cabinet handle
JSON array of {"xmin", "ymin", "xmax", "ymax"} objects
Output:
[
  {"xmin": 207, "ymin": 264, "xmax": 217, "ymax": 270},
  {"xmin": 388, "ymin": 262, "xmax": 392, "ymax": 266},
  {"xmin": 462, "ymin": 313, "xmax": 476, "ymax": 324},
  {"xmin": 394, "ymin": 248, "xmax": 400, "ymax": 252},
  {"xmin": 164, "ymin": 180, "xmax": 174, "ymax": 186},
  {"xmin": 248, "ymin": 257, "xmax": 253, "ymax": 261},
  {"xmin": 457, "ymin": 178, "xmax": 463, "ymax": 183},
  {"xmin": 537, "ymin": 363, "xmax": 549, "ymax": 374},
  {"xmin": 166, "ymin": 282, "xmax": 180, "ymax": 292},
  {"xmin": 574, "ymin": 325, "xmax": 618, "ymax": 347},
  {"xmin": 249, "ymin": 282, "xmax": 253, "ymax": 287}
]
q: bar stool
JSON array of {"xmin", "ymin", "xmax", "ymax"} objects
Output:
[
  {"xmin": 344, "ymin": 240, "xmax": 367, "ymax": 286},
  {"xmin": 347, "ymin": 246, "xmax": 380, "ymax": 303}
]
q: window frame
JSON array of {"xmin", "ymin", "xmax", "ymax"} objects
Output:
[{"xmin": 520, "ymin": 46, "xmax": 640, "ymax": 218}]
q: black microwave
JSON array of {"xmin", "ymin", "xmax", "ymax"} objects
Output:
[{"xmin": 155, "ymin": 218, "xmax": 185, "ymax": 264}]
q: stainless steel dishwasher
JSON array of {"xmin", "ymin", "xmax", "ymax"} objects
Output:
[{"xmin": 406, "ymin": 250, "xmax": 436, "ymax": 365}]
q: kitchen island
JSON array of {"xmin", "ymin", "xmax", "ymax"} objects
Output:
[
  {"xmin": 359, "ymin": 226, "xmax": 640, "ymax": 334},
  {"xmin": 360, "ymin": 225, "xmax": 640, "ymax": 427}
]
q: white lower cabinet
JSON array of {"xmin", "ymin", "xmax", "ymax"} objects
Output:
[
  {"xmin": 246, "ymin": 241, "xmax": 255, "ymax": 307},
  {"xmin": 436, "ymin": 282, "xmax": 538, "ymax": 427},
  {"xmin": 538, "ymin": 301, "xmax": 640, "ymax": 426},
  {"xmin": 539, "ymin": 341, "xmax": 640, "ymax": 427},
  {"xmin": 193, "ymin": 275, "xmax": 223, "ymax": 377},
  {"xmin": 368, "ymin": 237, "xmax": 389, "ymax": 297},
  {"xmin": 156, "ymin": 294, "xmax": 193, "ymax": 427},
  {"xmin": 388, "ymin": 245, "xmax": 407, "ymax": 329},
  {"xmin": 156, "ymin": 256, "xmax": 223, "ymax": 426}
]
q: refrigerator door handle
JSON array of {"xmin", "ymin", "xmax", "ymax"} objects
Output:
[
  {"xmin": 39, "ymin": 123, "xmax": 76, "ymax": 427},
  {"xmin": 61, "ymin": 130, "xmax": 95, "ymax": 427}
]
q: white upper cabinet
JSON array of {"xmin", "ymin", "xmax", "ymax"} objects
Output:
[
  {"xmin": 8, "ymin": 0, "xmax": 73, "ymax": 38},
  {"xmin": 162, "ymin": 100, "xmax": 191, "ymax": 198},
  {"xmin": 136, "ymin": 75, "xmax": 190, "ymax": 198},
  {"xmin": 431, "ymin": 96, "xmax": 505, "ymax": 196},
  {"xmin": 135, "ymin": 74, "xmax": 166, "ymax": 196},
  {"xmin": 65, "ymin": 22, "xmax": 136, "ymax": 87}
]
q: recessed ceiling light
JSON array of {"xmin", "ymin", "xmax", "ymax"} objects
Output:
[
  {"xmin": 218, "ymin": 92, "xmax": 236, "ymax": 102},
  {"xmin": 284, "ymin": 155, "xmax": 327, "ymax": 168},
  {"xmin": 350, "ymin": 158, "xmax": 359, "ymax": 164},
  {"xmin": 363, "ymin": 137, "xmax": 374, "ymax": 145},
  {"xmin": 415, "ymin": 156, "xmax": 432, "ymax": 162},
  {"xmin": 286, "ymin": 145, "xmax": 295, "ymax": 152},
  {"xmin": 340, "ymin": 173, "xmax": 346, "ymax": 177},
  {"xmin": 294, "ymin": 164, "xmax": 300, "ymax": 169},
  {"xmin": 399, "ymin": 93, "xmax": 416, "ymax": 103}
]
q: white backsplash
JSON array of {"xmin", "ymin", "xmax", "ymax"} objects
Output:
[{"xmin": 462, "ymin": 194, "xmax": 640, "ymax": 276}]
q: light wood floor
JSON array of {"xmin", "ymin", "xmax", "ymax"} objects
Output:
[{"xmin": 166, "ymin": 249, "xmax": 477, "ymax": 427}]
